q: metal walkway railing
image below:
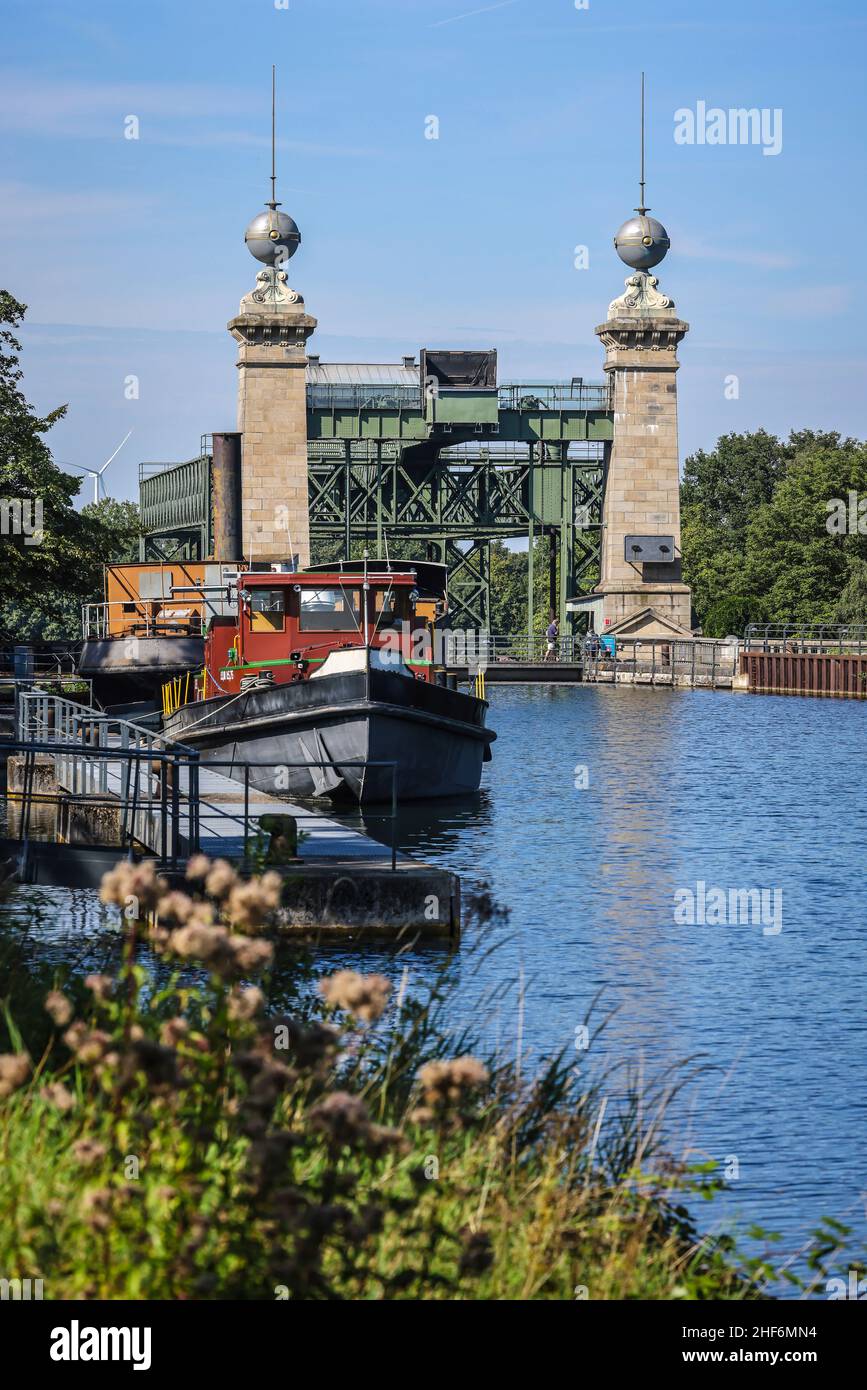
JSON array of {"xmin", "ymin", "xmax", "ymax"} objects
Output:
[
  {"xmin": 583, "ymin": 637, "xmax": 738, "ymax": 687},
  {"xmin": 442, "ymin": 633, "xmax": 581, "ymax": 666},
  {"xmin": 744, "ymin": 623, "xmax": 867, "ymax": 654},
  {"xmin": 5, "ymin": 693, "xmax": 401, "ymax": 872}
]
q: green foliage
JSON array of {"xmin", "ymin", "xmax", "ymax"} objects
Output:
[
  {"xmin": 702, "ymin": 596, "xmax": 768, "ymax": 640},
  {"xmin": 489, "ymin": 535, "xmax": 561, "ymax": 634},
  {"xmin": 833, "ymin": 556, "xmax": 867, "ymax": 624},
  {"xmin": 0, "ymin": 291, "xmax": 141, "ymax": 641},
  {"xmin": 681, "ymin": 429, "xmax": 789, "ymax": 545},
  {"xmin": 681, "ymin": 429, "xmax": 867, "ymax": 633},
  {"xmin": 0, "ymin": 860, "xmax": 803, "ymax": 1302}
]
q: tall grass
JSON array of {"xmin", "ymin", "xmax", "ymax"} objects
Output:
[{"xmin": 0, "ymin": 859, "xmax": 849, "ymax": 1300}]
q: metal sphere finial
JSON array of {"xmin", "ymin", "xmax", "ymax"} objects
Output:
[
  {"xmin": 245, "ymin": 208, "xmax": 301, "ymax": 265},
  {"xmin": 614, "ymin": 214, "xmax": 670, "ymax": 270},
  {"xmin": 612, "ymin": 73, "xmax": 670, "ymax": 271},
  {"xmin": 245, "ymin": 64, "xmax": 301, "ymax": 265}
]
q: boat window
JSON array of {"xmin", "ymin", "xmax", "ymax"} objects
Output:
[
  {"xmin": 299, "ymin": 587, "xmax": 361, "ymax": 631},
  {"xmin": 373, "ymin": 587, "xmax": 405, "ymax": 627},
  {"xmin": 249, "ymin": 588, "xmax": 286, "ymax": 633}
]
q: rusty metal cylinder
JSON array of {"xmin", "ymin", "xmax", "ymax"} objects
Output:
[{"xmin": 211, "ymin": 431, "xmax": 243, "ymax": 562}]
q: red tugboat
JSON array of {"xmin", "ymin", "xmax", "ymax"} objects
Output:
[{"xmin": 162, "ymin": 561, "xmax": 495, "ymax": 803}]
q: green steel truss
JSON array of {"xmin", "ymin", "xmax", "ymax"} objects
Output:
[
  {"xmin": 139, "ymin": 383, "xmax": 613, "ymax": 630},
  {"xmin": 305, "ymin": 440, "xmax": 606, "ymax": 629}
]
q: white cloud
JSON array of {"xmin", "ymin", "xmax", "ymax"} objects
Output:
[
  {"xmin": 677, "ymin": 233, "xmax": 797, "ymax": 271},
  {"xmin": 764, "ymin": 284, "xmax": 849, "ymax": 318},
  {"xmin": 431, "ymin": 1, "xmax": 521, "ymax": 28},
  {"xmin": 0, "ymin": 74, "xmax": 381, "ymax": 157},
  {"xmin": 0, "ymin": 180, "xmax": 157, "ymax": 227}
]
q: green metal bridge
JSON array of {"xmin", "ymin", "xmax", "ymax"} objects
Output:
[{"xmin": 139, "ymin": 368, "xmax": 613, "ymax": 630}]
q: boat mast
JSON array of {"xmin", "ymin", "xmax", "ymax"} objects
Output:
[{"xmin": 362, "ymin": 548, "xmax": 370, "ymax": 649}]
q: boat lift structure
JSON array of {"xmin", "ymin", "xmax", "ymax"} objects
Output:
[{"xmin": 137, "ymin": 357, "xmax": 614, "ymax": 632}]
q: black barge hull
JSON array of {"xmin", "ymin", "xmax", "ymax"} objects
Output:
[{"xmin": 163, "ymin": 667, "xmax": 494, "ymax": 804}]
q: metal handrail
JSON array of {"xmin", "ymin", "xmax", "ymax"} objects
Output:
[
  {"xmin": 0, "ymin": 647, "xmax": 82, "ymax": 679},
  {"xmin": 0, "ymin": 674, "xmax": 93, "ymax": 703},
  {"xmin": 305, "ymin": 381, "xmax": 612, "ymax": 414},
  {"xmin": 82, "ymin": 599, "xmax": 206, "ymax": 641},
  {"xmin": 443, "ymin": 633, "xmax": 581, "ymax": 665},
  {"xmin": 498, "ymin": 382, "xmax": 611, "ymax": 411},
  {"xmin": 6, "ymin": 695, "xmax": 402, "ymax": 872},
  {"xmin": 744, "ymin": 623, "xmax": 867, "ymax": 654},
  {"xmin": 2, "ymin": 734, "xmax": 198, "ymax": 868},
  {"xmin": 14, "ymin": 692, "xmax": 199, "ymax": 867},
  {"xmin": 200, "ymin": 758, "xmax": 401, "ymax": 872},
  {"xmin": 583, "ymin": 636, "xmax": 738, "ymax": 684},
  {"xmin": 307, "ymin": 384, "xmax": 422, "ymax": 412}
]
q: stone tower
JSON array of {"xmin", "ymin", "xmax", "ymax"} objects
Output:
[
  {"xmin": 588, "ymin": 82, "xmax": 693, "ymax": 636},
  {"xmin": 593, "ymin": 269, "xmax": 692, "ymax": 632},
  {"xmin": 228, "ymin": 69, "xmax": 315, "ymax": 568},
  {"xmin": 228, "ymin": 268, "xmax": 316, "ymax": 567}
]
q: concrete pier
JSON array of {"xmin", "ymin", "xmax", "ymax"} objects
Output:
[
  {"xmin": 4, "ymin": 747, "xmax": 460, "ymax": 943},
  {"xmin": 191, "ymin": 766, "xmax": 460, "ymax": 941}
]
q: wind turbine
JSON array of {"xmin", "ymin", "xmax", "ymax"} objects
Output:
[{"xmin": 70, "ymin": 430, "xmax": 133, "ymax": 505}]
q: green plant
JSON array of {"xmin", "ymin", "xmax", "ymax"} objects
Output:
[{"xmin": 0, "ymin": 859, "xmax": 854, "ymax": 1301}]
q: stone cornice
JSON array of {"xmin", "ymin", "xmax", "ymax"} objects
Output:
[
  {"xmin": 228, "ymin": 314, "xmax": 317, "ymax": 350},
  {"xmin": 595, "ymin": 317, "xmax": 689, "ymax": 353}
]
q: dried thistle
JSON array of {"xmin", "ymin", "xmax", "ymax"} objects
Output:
[
  {"xmin": 71, "ymin": 1138, "xmax": 107, "ymax": 1168},
  {"xmin": 84, "ymin": 974, "xmax": 114, "ymax": 1003},
  {"xmin": 40, "ymin": 1081, "xmax": 76, "ymax": 1113},
  {"xmin": 99, "ymin": 860, "xmax": 165, "ymax": 914},
  {"xmin": 0, "ymin": 1052, "xmax": 31, "ymax": 1098},
  {"xmin": 417, "ymin": 1056, "xmax": 489, "ymax": 1109},
  {"xmin": 44, "ymin": 989, "xmax": 73, "ymax": 1027},
  {"xmin": 319, "ymin": 969, "xmax": 391, "ymax": 1023},
  {"xmin": 204, "ymin": 859, "xmax": 238, "ymax": 901}
]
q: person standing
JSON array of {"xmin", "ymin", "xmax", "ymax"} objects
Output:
[{"xmin": 544, "ymin": 615, "xmax": 559, "ymax": 662}]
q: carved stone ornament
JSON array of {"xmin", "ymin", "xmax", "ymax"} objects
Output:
[
  {"xmin": 242, "ymin": 266, "xmax": 303, "ymax": 309},
  {"xmin": 608, "ymin": 270, "xmax": 674, "ymax": 319}
]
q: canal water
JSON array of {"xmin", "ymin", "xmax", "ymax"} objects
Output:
[
  {"xmin": 349, "ymin": 684, "xmax": 867, "ymax": 1270},
  {"xmin": 1, "ymin": 683, "xmax": 864, "ymax": 1275}
]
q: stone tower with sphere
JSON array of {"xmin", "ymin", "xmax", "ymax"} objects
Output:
[
  {"xmin": 590, "ymin": 78, "xmax": 692, "ymax": 635},
  {"xmin": 228, "ymin": 69, "xmax": 316, "ymax": 567}
]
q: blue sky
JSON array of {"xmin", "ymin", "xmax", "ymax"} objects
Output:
[{"xmin": 2, "ymin": 0, "xmax": 865, "ymax": 504}]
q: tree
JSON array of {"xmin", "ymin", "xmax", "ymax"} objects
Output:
[
  {"xmin": 82, "ymin": 498, "xmax": 141, "ymax": 566},
  {"xmin": 488, "ymin": 535, "xmax": 558, "ymax": 634},
  {"xmin": 681, "ymin": 429, "xmax": 788, "ymax": 546},
  {"xmin": 0, "ymin": 292, "xmax": 141, "ymax": 641},
  {"xmin": 743, "ymin": 440, "xmax": 867, "ymax": 623},
  {"xmin": 702, "ymin": 595, "xmax": 768, "ymax": 639},
  {"xmin": 833, "ymin": 557, "xmax": 867, "ymax": 624},
  {"xmin": 681, "ymin": 428, "xmax": 867, "ymax": 632}
]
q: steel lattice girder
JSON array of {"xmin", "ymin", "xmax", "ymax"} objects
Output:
[
  {"xmin": 135, "ymin": 440, "xmax": 606, "ymax": 627},
  {"xmin": 439, "ymin": 540, "xmax": 490, "ymax": 631},
  {"xmin": 306, "ymin": 451, "xmax": 603, "ymax": 538},
  {"xmin": 307, "ymin": 446, "xmax": 604, "ymax": 629},
  {"xmin": 141, "ymin": 528, "xmax": 208, "ymax": 563}
]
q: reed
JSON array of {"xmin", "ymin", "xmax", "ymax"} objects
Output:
[{"xmin": 0, "ymin": 859, "xmax": 849, "ymax": 1300}]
